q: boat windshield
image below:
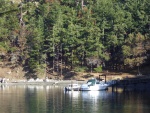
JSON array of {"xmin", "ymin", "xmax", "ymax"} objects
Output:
[{"xmin": 87, "ymin": 79, "xmax": 97, "ymax": 86}]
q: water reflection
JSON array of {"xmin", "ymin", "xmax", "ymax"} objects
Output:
[
  {"xmin": 64, "ymin": 91, "xmax": 112, "ymax": 113},
  {"xmin": 0, "ymin": 85, "xmax": 61, "ymax": 113},
  {"xmin": 0, "ymin": 85, "xmax": 150, "ymax": 113},
  {"xmin": 82, "ymin": 91, "xmax": 113, "ymax": 113}
]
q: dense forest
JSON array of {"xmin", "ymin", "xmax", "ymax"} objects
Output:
[{"xmin": 0, "ymin": 0, "xmax": 150, "ymax": 79}]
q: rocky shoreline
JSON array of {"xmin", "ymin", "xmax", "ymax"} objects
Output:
[{"xmin": 0, "ymin": 78, "xmax": 86, "ymax": 85}]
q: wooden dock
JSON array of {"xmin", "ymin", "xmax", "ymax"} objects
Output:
[{"xmin": 111, "ymin": 76, "xmax": 150, "ymax": 92}]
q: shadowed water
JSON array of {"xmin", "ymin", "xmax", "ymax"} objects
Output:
[{"xmin": 0, "ymin": 84, "xmax": 150, "ymax": 113}]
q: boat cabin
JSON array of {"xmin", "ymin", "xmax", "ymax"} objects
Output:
[{"xmin": 87, "ymin": 78, "xmax": 100, "ymax": 86}]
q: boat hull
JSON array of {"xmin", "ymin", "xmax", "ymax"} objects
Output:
[
  {"xmin": 64, "ymin": 87, "xmax": 80, "ymax": 91},
  {"xmin": 80, "ymin": 84, "xmax": 108, "ymax": 91}
]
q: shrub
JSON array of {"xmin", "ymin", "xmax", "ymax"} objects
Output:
[
  {"xmin": 94, "ymin": 66, "xmax": 102, "ymax": 72},
  {"xmin": 74, "ymin": 66, "xmax": 87, "ymax": 72}
]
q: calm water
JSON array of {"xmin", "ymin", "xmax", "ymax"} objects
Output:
[{"xmin": 0, "ymin": 84, "xmax": 150, "ymax": 113}]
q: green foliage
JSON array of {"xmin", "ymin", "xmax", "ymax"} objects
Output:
[
  {"xmin": 122, "ymin": 33, "xmax": 147, "ymax": 68},
  {"xmin": 73, "ymin": 66, "xmax": 88, "ymax": 72},
  {"xmin": 94, "ymin": 66, "xmax": 102, "ymax": 73},
  {"xmin": 0, "ymin": 42, "xmax": 9, "ymax": 51},
  {"xmin": 1, "ymin": 0, "xmax": 150, "ymax": 78}
]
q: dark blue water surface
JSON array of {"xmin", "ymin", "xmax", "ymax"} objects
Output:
[{"xmin": 0, "ymin": 84, "xmax": 150, "ymax": 113}]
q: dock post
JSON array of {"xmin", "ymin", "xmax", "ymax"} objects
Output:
[{"xmin": 112, "ymin": 84, "xmax": 114, "ymax": 92}]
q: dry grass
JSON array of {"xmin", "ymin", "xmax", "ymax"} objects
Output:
[
  {"xmin": 0, "ymin": 66, "xmax": 143, "ymax": 81},
  {"xmin": 0, "ymin": 66, "xmax": 25, "ymax": 80}
]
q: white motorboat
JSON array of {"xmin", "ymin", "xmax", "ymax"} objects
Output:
[
  {"xmin": 80, "ymin": 78, "xmax": 109, "ymax": 91},
  {"xmin": 64, "ymin": 84, "xmax": 81, "ymax": 91}
]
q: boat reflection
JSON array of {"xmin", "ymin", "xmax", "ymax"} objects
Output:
[
  {"xmin": 81, "ymin": 91, "xmax": 111, "ymax": 99},
  {"xmin": 64, "ymin": 91, "xmax": 112, "ymax": 113},
  {"xmin": 64, "ymin": 91, "xmax": 80, "ymax": 99},
  {"xmin": 64, "ymin": 90, "xmax": 112, "ymax": 99}
]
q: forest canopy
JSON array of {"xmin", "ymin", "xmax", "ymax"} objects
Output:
[{"xmin": 0, "ymin": 0, "xmax": 150, "ymax": 78}]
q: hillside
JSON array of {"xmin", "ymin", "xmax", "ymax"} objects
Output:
[{"xmin": 1, "ymin": 1, "xmax": 150, "ymax": 80}]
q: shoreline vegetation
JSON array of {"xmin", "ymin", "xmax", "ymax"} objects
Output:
[
  {"xmin": 1, "ymin": 1, "xmax": 150, "ymax": 84},
  {"xmin": 0, "ymin": 66, "xmax": 137, "ymax": 84}
]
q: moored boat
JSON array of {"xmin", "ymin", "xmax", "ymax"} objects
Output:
[
  {"xmin": 80, "ymin": 78, "xmax": 109, "ymax": 91},
  {"xmin": 64, "ymin": 84, "xmax": 81, "ymax": 91}
]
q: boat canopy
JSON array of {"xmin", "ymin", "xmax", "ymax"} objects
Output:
[{"xmin": 87, "ymin": 78, "xmax": 99, "ymax": 86}]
